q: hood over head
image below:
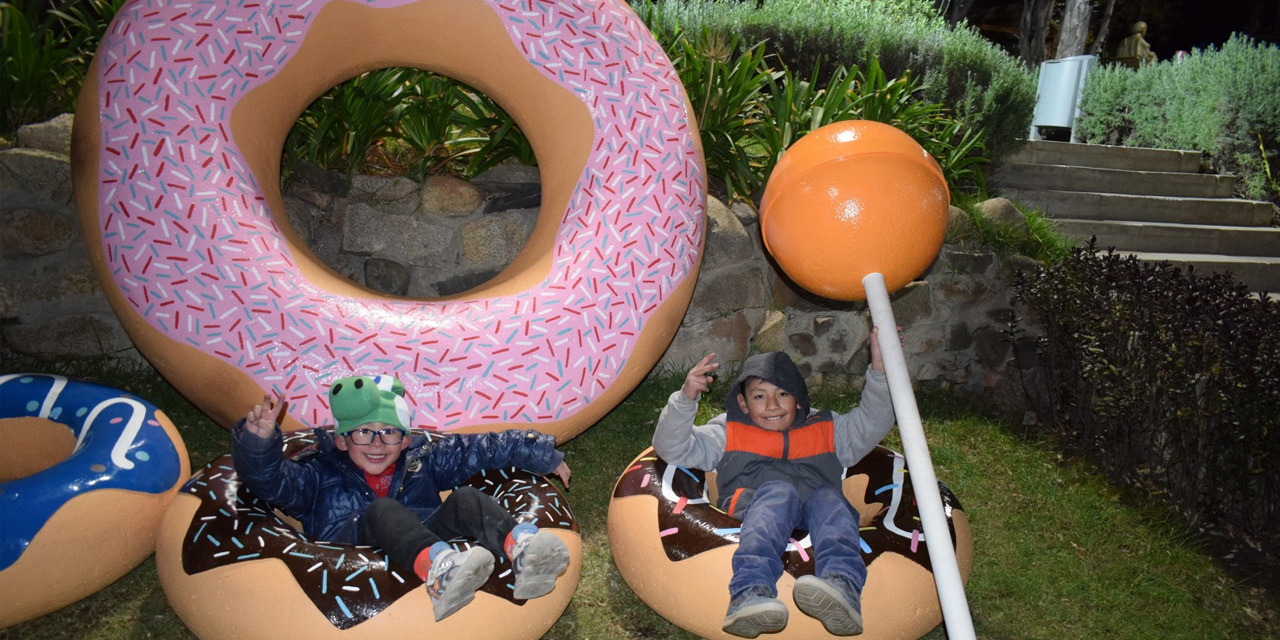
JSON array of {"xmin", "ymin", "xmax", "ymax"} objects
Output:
[{"xmin": 724, "ymin": 351, "xmax": 811, "ymax": 427}]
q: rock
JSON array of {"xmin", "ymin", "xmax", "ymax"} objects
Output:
[
  {"xmin": 946, "ymin": 205, "xmax": 971, "ymax": 241},
  {"xmin": 0, "ymin": 149, "xmax": 75, "ymax": 206},
  {"xmin": 0, "ymin": 208, "xmax": 75, "ymax": 257},
  {"xmin": 282, "ymin": 196, "xmax": 320, "ymax": 246},
  {"xmin": 947, "ymin": 320, "xmax": 974, "ymax": 351},
  {"xmin": 659, "ymin": 309, "xmax": 764, "ymax": 371},
  {"xmin": 421, "ymin": 175, "xmax": 483, "ymax": 217},
  {"xmin": 16, "ymin": 114, "xmax": 74, "ymax": 155},
  {"xmin": 685, "ymin": 262, "xmax": 769, "ymax": 324},
  {"xmin": 3, "ymin": 312, "xmax": 134, "ymax": 358},
  {"xmin": 702, "ymin": 196, "xmax": 756, "ymax": 272},
  {"xmin": 364, "ymin": 258, "xmax": 410, "ymax": 296},
  {"xmin": 290, "ymin": 161, "xmax": 349, "ymax": 197},
  {"xmin": 751, "ymin": 309, "xmax": 787, "ymax": 353},
  {"xmin": 471, "ymin": 165, "xmax": 541, "ymax": 211},
  {"xmin": 976, "ymin": 197, "xmax": 1028, "ymax": 234},
  {"xmin": 788, "ymin": 332, "xmax": 817, "ymax": 356},
  {"xmin": 342, "ymin": 203, "xmax": 457, "ymax": 271},
  {"xmin": 972, "ymin": 326, "xmax": 1011, "ymax": 369},
  {"xmin": 351, "ymin": 175, "xmax": 420, "ymax": 215},
  {"xmin": 730, "ymin": 200, "xmax": 760, "ymax": 229},
  {"xmin": 887, "ymin": 281, "xmax": 933, "ymax": 326},
  {"xmin": 461, "ymin": 212, "xmax": 533, "ymax": 270},
  {"xmin": 0, "ymin": 262, "xmax": 100, "ymax": 317},
  {"xmin": 433, "ymin": 268, "xmax": 502, "ymax": 297}
]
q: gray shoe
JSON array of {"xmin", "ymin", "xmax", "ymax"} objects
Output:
[
  {"xmin": 723, "ymin": 586, "xmax": 789, "ymax": 638},
  {"xmin": 509, "ymin": 529, "xmax": 570, "ymax": 599},
  {"xmin": 425, "ymin": 546, "xmax": 495, "ymax": 621},
  {"xmin": 793, "ymin": 574, "xmax": 863, "ymax": 636}
]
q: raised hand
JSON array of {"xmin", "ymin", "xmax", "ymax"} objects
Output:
[
  {"xmin": 244, "ymin": 394, "xmax": 284, "ymax": 439},
  {"xmin": 682, "ymin": 353, "xmax": 719, "ymax": 401},
  {"xmin": 869, "ymin": 326, "xmax": 905, "ymax": 372},
  {"xmin": 551, "ymin": 460, "xmax": 572, "ymax": 490}
]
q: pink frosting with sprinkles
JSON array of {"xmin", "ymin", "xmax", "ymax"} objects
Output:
[{"xmin": 90, "ymin": 0, "xmax": 705, "ymax": 430}]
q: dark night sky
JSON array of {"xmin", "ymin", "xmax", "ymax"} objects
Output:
[{"xmin": 968, "ymin": 0, "xmax": 1279, "ymax": 57}]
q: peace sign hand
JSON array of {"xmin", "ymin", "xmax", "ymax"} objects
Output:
[{"xmin": 682, "ymin": 353, "xmax": 719, "ymax": 401}]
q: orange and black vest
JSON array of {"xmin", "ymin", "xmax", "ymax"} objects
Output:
[{"xmin": 715, "ymin": 410, "xmax": 843, "ymax": 517}]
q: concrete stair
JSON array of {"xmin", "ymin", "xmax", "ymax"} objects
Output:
[{"xmin": 991, "ymin": 140, "xmax": 1280, "ymax": 294}]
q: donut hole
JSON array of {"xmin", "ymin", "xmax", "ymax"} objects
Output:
[
  {"xmin": 0, "ymin": 417, "xmax": 76, "ymax": 483},
  {"xmin": 229, "ymin": 1, "xmax": 588, "ymax": 304},
  {"xmin": 280, "ymin": 66, "xmax": 544, "ymax": 299}
]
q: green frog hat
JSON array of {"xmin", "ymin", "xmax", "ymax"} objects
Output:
[{"xmin": 329, "ymin": 374, "xmax": 412, "ymax": 435}]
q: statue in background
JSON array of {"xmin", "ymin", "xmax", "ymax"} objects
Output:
[{"xmin": 1115, "ymin": 21, "xmax": 1158, "ymax": 68}]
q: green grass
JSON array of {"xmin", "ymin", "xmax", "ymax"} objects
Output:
[{"xmin": 4, "ymin": 359, "xmax": 1278, "ymax": 639}]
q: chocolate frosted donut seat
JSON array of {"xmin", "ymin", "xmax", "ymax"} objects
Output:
[
  {"xmin": 608, "ymin": 446, "xmax": 973, "ymax": 640},
  {"xmin": 156, "ymin": 428, "xmax": 579, "ymax": 639}
]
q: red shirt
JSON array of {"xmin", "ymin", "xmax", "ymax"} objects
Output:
[{"xmin": 364, "ymin": 464, "xmax": 396, "ymax": 498}]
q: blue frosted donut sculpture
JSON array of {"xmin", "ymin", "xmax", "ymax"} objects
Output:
[
  {"xmin": 156, "ymin": 428, "xmax": 580, "ymax": 639},
  {"xmin": 0, "ymin": 374, "xmax": 190, "ymax": 627},
  {"xmin": 608, "ymin": 446, "xmax": 973, "ymax": 640}
]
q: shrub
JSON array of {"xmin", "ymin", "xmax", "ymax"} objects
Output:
[
  {"xmin": 1014, "ymin": 244, "xmax": 1280, "ymax": 546},
  {"xmin": 664, "ymin": 24, "xmax": 991, "ymax": 201},
  {"xmin": 0, "ymin": 0, "xmax": 122, "ymax": 135},
  {"xmin": 632, "ymin": 0, "xmax": 1036, "ymax": 161},
  {"xmin": 1076, "ymin": 34, "xmax": 1280, "ymax": 208}
]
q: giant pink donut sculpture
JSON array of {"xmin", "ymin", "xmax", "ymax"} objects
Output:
[{"xmin": 71, "ymin": 0, "xmax": 706, "ymax": 442}]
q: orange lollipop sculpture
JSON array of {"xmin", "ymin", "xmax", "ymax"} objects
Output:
[
  {"xmin": 760, "ymin": 120, "xmax": 949, "ymax": 301},
  {"xmin": 761, "ymin": 120, "xmax": 977, "ymax": 639}
]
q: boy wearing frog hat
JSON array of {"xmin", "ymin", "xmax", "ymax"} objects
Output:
[{"xmin": 232, "ymin": 374, "xmax": 572, "ymax": 621}]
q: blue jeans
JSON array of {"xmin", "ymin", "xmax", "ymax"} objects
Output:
[{"xmin": 728, "ymin": 481, "xmax": 866, "ymax": 598}]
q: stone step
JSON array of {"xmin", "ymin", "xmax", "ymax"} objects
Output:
[
  {"xmin": 1005, "ymin": 140, "xmax": 1202, "ymax": 173},
  {"xmin": 1056, "ymin": 219, "xmax": 1280, "ymax": 257},
  {"xmin": 1119, "ymin": 251, "xmax": 1280, "ymax": 293},
  {"xmin": 992, "ymin": 162, "xmax": 1236, "ymax": 198},
  {"xmin": 998, "ymin": 188, "xmax": 1276, "ymax": 227}
]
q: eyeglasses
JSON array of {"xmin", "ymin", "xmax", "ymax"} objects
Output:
[{"xmin": 346, "ymin": 428, "xmax": 405, "ymax": 446}]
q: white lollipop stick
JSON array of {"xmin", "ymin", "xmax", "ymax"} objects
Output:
[{"xmin": 864, "ymin": 272, "xmax": 976, "ymax": 640}]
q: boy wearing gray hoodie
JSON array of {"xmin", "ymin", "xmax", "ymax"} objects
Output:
[{"xmin": 652, "ymin": 330, "xmax": 896, "ymax": 637}]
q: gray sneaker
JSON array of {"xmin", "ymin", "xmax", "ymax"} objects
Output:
[
  {"xmin": 723, "ymin": 585, "xmax": 788, "ymax": 638},
  {"xmin": 509, "ymin": 529, "xmax": 570, "ymax": 599},
  {"xmin": 792, "ymin": 574, "xmax": 863, "ymax": 636},
  {"xmin": 425, "ymin": 546, "xmax": 495, "ymax": 621}
]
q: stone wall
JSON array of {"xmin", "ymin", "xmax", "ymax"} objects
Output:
[{"xmin": 1, "ymin": 115, "xmax": 1044, "ymax": 417}]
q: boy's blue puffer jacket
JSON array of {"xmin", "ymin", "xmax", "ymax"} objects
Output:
[{"xmin": 230, "ymin": 423, "xmax": 563, "ymax": 543}]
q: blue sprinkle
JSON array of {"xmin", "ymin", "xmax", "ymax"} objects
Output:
[
  {"xmin": 135, "ymin": 450, "xmax": 151, "ymax": 462},
  {"xmin": 714, "ymin": 527, "xmax": 742, "ymax": 536},
  {"xmin": 26, "ymin": 400, "xmax": 38, "ymax": 412},
  {"xmin": 231, "ymin": 537, "xmax": 244, "ymax": 549},
  {"xmin": 236, "ymin": 553, "xmax": 261, "ymax": 560},
  {"xmin": 874, "ymin": 484, "xmax": 900, "ymax": 496},
  {"xmin": 322, "ymin": 570, "xmax": 328, "ymax": 594},
  {"xmin": 206, "ymin": 535, "xmax": 220, "ymax": 547},
  {"xmin": 336, "ymin": 553, "xmax": 346, "ymax": 566},
  {"xmin": 335, "ymin": 596, "xmax": 352, "ymax": 618},
  {"xmin": 288, "ymin": 552, "xmax": 315, "ymax": 559},
  {"xmin": 860, "ymin": 539, "xmax": 872, "ymax": 554},
  {"xmin": 346, "ymin": 566, "xmax": 368, "ymax": 581},
  {"xmin": 369, "ymin": 577, "xmax": 380, "ymax": 599}
]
